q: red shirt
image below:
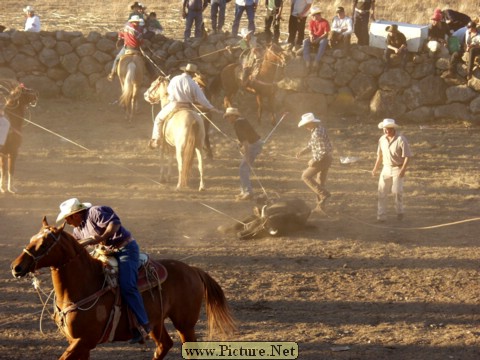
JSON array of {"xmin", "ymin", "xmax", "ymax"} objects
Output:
[
  {"xmin": 308, "ymin": 18, "xmax": 330, "ymax": 38},
  {"xmin": 119, "ymin": 22, "xmax": 143, "ymax": 49}
]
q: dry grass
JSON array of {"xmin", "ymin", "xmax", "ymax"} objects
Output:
[{"xmin": 1, "ymin": 1, "xmax": 479, "ymax": 40}]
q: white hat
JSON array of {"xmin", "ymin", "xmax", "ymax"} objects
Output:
[
  {"xmin": 298, "ymin": 113, "xmax": 321, "ymax": 127},
  {"xmin": 224, "ymin": 107, "xmax": 241, "ymax": 118},
  {"xmin": 180, "ymin": 63, "xmax": 198, "ymax": 73},
  {"xmin": 23, "ymin": 6, "xmax": 34, "ymax": 13},
  {"xmin": 310, "ymin": 6, "xmax": 322, "ymax": 16},
  {"xmin": 378, "ymin": 118, "xmax": 400, "ymax": 129},
  {"xmin": 56, "ymin": 198, "xmax": 92, "ymax": 223},
  {"xmin": 239, "ymin": 28, "xmax": 253, "ymax": 38},
  {"xmin": 129, "ymin": 15, "xmax": 141, "ymax": 22}
]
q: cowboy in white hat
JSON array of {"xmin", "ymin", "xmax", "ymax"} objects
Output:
[
  {"xmin": 107, "ymin": 14, "xmax": 145, "ymax": 81},
  {"xmin": 23, "ymin": 5, "xmax": 41, "ymax": 33},
  {"xmin": 296, "ymin": 113, "xmax": 333, "ymax": 212},
  {"xmin": 372, "ymin": 118, "xmax": 412, "ymax": 222},
  {"xmin": 224, "ymin": 107, "xmax": 263, "ymax": 201},
  {"xmin": 56, "ymin": 198, "xmax": 151, "ymax": 343},
  {"xmin": 150, "ymin": 63, "xmax": 222, "ymax": 148}
]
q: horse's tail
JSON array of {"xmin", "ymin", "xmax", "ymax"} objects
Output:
[
  {"xmin": 195, "ymin": 268, "xmax": 237, "ymax": 338},
  {"xmin": 181, "ymin": 118, "xmax": 197, "ymax": 186},
  {"xmin": 119, "ymin": 61, "xmax": 136, "ymax": 109}
]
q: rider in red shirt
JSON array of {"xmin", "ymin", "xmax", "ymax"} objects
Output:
[{"xmin": 108, "ymin": 15, "xmax": 144, "ymax": 81}]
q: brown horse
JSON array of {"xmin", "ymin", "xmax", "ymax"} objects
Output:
[
  {"xmin": 117, "ymin": 51, "xmax": 145, "ymax": 121},
  {"xmin": 11, "ymin": 218, "xmax": 236, "ymax": 360},
  {"xmin": 0, "ymin": 79, "xmax": 38, "ymax": 194},
  {"xmin": 145, "ymin": 76, "xmax": 206, "ymax": 191},
  {"xmin": 219, "ymin": 44, "xmax": 286, "ymax": 124}
]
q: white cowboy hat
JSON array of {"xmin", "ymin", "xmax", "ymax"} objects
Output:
[
  {"xmin": 298, "ymin": 113, "xmax": 321, "ymax": 127},
  {"xmin": 129, "ymin": 15, "xmax": 141, "ymax": 22},
  {"xmin": 378, "ymin": 118, "xmax": 400, "ymax": 129},
  {"xmin": 310, "ymin": 6, "xmax": 322, "ymax": 16},
  {"xmin": 224, "ymin": 107, "xmax": 241, "ymax": 118},
  {"xmin": 180, "ymin": 63, "xmax": 198, "ymax": 73},
  {"xmin": 56, "ymin": 198, "xmax": 92, "ymax": 223},
  {"xmin": 23, "ymin": 6, "xmax": 34, "ymax": 13},
  {"xmin": 239, "ymin": 28, "xmax": 254, "ymax": 38}
]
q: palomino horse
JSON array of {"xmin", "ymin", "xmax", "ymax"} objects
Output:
[
  {"xmin": 145, "ymin": 76, "xmax": 206, "ymax": 191},
  {"xmin": 117, "ymin": 51, "xmax": 144, "ymax": 121},
  {"xmin": 0, "ymin": 80, "xmax": 38, "ymax": 193},
  {"xmin": 219, "ymin": 44, "xmax": 286, "ymax": 124},
  {"xmin": 11, "ymin": 218, "xmax": 236, "ymax": 360}
]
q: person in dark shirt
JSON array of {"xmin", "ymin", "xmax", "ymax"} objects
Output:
[
  {"xmin": 56, "ymin": 198, "xmax": 150, "ymax": 344},
  {"xmin": 442, "ymin": 8, "xmax": 471, "ymax": 33},
  {"xmin": 426, "ymin": 12, "xmax": 449, "ymax": 57},
  {"xmin": 224, "ymin": 107, "xmax": 263, "ymax": 201},
  {"xmin": 352, "ymin": 0, "xmax": 375, "ymax": 46},
  {"xmin": 384, "ymin": 24, "xmax": 408, "ymax": 70}
]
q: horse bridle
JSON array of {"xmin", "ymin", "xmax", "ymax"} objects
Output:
[{"xmin": 22, "ymin": 229, "xmax": 61, "ymax": 265}]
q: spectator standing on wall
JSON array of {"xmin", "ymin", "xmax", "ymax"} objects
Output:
[
  {"xmin": 352, "ymin": 0, "xmax": 375, "ymax": 46},
  {"xmin": 183, "ymin": 0, "xmax": 208, "ymax": 41},
  {"xmin": 23, "ymin": 6, "xmax": 41, "ymax": 33},
  {"xmin": 264, "ymin": 0, "xmax": 283, "ymax": 45},
  {"xmin": 209, "ymin": 0, "xmax": 228, "ymax": 34},
  {"xmin": 232, "ymin": 0, "xmax": 258, "ymax": 38},
  {"xmin": 287, "ymin": 0, "xmax": 313, "ymax": 52}
]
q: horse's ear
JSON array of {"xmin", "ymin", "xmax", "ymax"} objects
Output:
[
  {"xmin": 58, "ymin": 222, "xmax": 66, "ymax": 232},
  {"xmin": 42, "ymin": 216, "xmax": 49, "ymax": 227}
]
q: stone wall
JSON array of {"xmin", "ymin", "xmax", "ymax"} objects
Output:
[{"xmin": 0, "ymin": 29, "xmax": 479, "ymax": 122}]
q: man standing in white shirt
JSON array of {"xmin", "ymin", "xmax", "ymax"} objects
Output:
[
  {"xmin": 23, "ymin": 6, "xmax": 41, "ymax": 33},
  {"xmin": 330, "ymin": 6, "xmax": 352, "ymax": 51}
]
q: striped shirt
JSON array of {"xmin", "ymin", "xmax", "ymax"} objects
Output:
[{"xmin": 307, "ymin": 126, "xmax": 332, "ymax": 161}]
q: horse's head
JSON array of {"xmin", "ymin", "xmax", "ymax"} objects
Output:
[
  {"xmin": 144, "ymin": 75, "xmax": 169, "ymax": 105},
  {"xmin": 11, "ymin": 217, "xmax": 69, "ymax": 278},
  {"xmin": 0, "ymin": 80, "xmax": 38, "ymax": 110},
  {"xmin": 264, "ymin": 44, "xmax": 286, "ymax": 68}
]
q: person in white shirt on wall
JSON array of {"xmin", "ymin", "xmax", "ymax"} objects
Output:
[
  {"xmin": 330, "ymin": 6, "xmax": 352, "ymax": 51},
  {"xmin": 23, "ymin": 6, "xmax": 41, "ymax": 32}
]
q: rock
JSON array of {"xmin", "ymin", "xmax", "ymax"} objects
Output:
[
  {"xmin": 62, "ymin": 73, "xmax": 90, "ymax": 99},
  {"xmin": 334, "ymin": 58, "xmax": 359, "ymax": 86},
  {"xmin": 358, "ymin": 58, "xmax": 384, "ymax": 77},
  {"xmin": 370, "ymin": 89, "xmax": 407, "ymax": 118},
  {"xmin": 284, "ymin": 57, "xmax": 306, "ymax": 78},
  {"xmin": 0, "ymin": 67, "xmax": 17, "ymax": 80},
  {"xmin": 56, "ymin": 41, "xmax": 74, "ymax": 56},
  {"xmin": 402, "ymin": 106, "xmax": 434, "ymax": 121},
  {"xmin": 9, "ymin": 53, "xmax": 43, "ymax": 72},
  {"xmin": 167, "ymin": 40, "xmax": 184, "ymax": 55},
  {"xmin": 349, "ymin": 73, "xmax": 377, "ymax": 100},
  {"xmin": 78, "ymin": 56, "xmax": 103, "ymax": 75},
  {"xmin": 276, "ymin": 77, "xmax": 304, "ymax": 92},
  {"xmin": 446, "ymin": 85, "xmax": 477, "ymax": 103},
  {"xmin": 39, "ymin": 48, "xmax": 60, "ymax": 68},
  {"xmin": 306, "ymin": 77, "xmax": 336, "ymax": 95},
  {"xmin": 469, "ymin": 96, "xmax": 480, "ymax": 113},
  {"xmin": 75, "ymin": 43, "xmax": 96, "ymax": 57},
  {"xmin": 19, "ymin": 74, "xmax": 60, "ymax": 98},
  {"xmin": 403, "ymin": 75, "xmax": 447, "ymax": 109},
  {"xmin": 61, "ymin": 52, "xmax": 80, "ymax": 74},
  {"xmin": 198, "ymin": 43, "xmax": 218, "ymax": 62},
  {"xmin": 434, "ymin": 102, "xmax": 471, "ymax": 120},
  {"xmin": 378, "ymin": 68, "xmax": 411, "ymax": 90}
]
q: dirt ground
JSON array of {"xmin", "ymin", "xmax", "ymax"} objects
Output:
[
  {"xmin": 1, "ymin": 1, "xmax": 480, "ymax": 359},
  {"xmin": 0, "ymin": 90, "xmax": 479, "ymax": 360}
]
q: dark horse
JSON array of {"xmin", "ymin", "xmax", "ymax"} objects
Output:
[
  {"xmin": 11, "ymin": 218, "xmax": 236, "ymax": 359},
  {"xmin": 0, "ymin": 79, "xmax": 38, "ymax": 193},
  {"xmin": 218, "ymin": 44, "xmax": 286, "ymax": 124}
]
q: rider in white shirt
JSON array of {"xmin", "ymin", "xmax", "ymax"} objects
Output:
[
  {"xmin": 150, "ymin": 63, "xmax": 221, "ymax": 145},
  {"xmin": 23, "ymin": 6, "xmax": 41, "ymax": 32}
]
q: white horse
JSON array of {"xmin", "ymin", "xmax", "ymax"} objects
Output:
[
  {"xmin": 145, "ymin": 76, "xmax": 206, "ymax": 191},
  {"xmin": 117, "ymin": 52, "xmax": 144, "ymax": 121}
]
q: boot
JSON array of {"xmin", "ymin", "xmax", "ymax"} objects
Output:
[{"xmin": 129, "ymin": 323, "xmax": 150, "ymax": 344}]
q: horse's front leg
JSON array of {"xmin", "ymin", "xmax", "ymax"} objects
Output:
[
  {"xmin": 7, "ymin": 154, "xmax": 17, "ymax": 194},
  {"xmin": 256, "ymin": 94, "xmax": 263, "ymax": 123},
  {"xmin": 59, "ymin": 338, "xmax": 93, "ymax": 360},
  {"xmin": 0, "ymin": 154, "xmax": 5, "ymax": 193},
  {"xmin": 175, "ymin": 145, "xmax": 184, "ymax": 190},
  {"xmin": 268, "ymin": 91, "xmax": 276, "ymax": 126}
]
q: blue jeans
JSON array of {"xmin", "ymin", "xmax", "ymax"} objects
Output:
[
  {"xmin": 115, "ymin": 240, "xmax": 149, "ymax": 326},
  {"xmin": 232, "ymin": 4, "xmax": 256, "ymax": 37},
  {"xmin": 211, "ymin": 0, "xmax": 226, "ymax": 32},
  {"xmin": 239, "ymin": 140, "xmax": 263, "ymax": 195},
  {"xmin": 303, "ymin": 37, "xmax": 328, "ymax": 63},
  {"xmin": 184, "ymin": 10, "xmax": 203, "ymax": 39}
]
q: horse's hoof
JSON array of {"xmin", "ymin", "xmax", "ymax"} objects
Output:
[
  {"xmin": 7, "ymin": 187, "xmax": 17, "ymax": 194},
  {"xmin": 199, "ymin": 187, "xmax": 206, "ymax": 192}
]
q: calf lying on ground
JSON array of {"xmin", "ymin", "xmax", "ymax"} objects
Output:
[{"xmin": 218, "ymin": 198, "xmax": 311, "ymax": 240}]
